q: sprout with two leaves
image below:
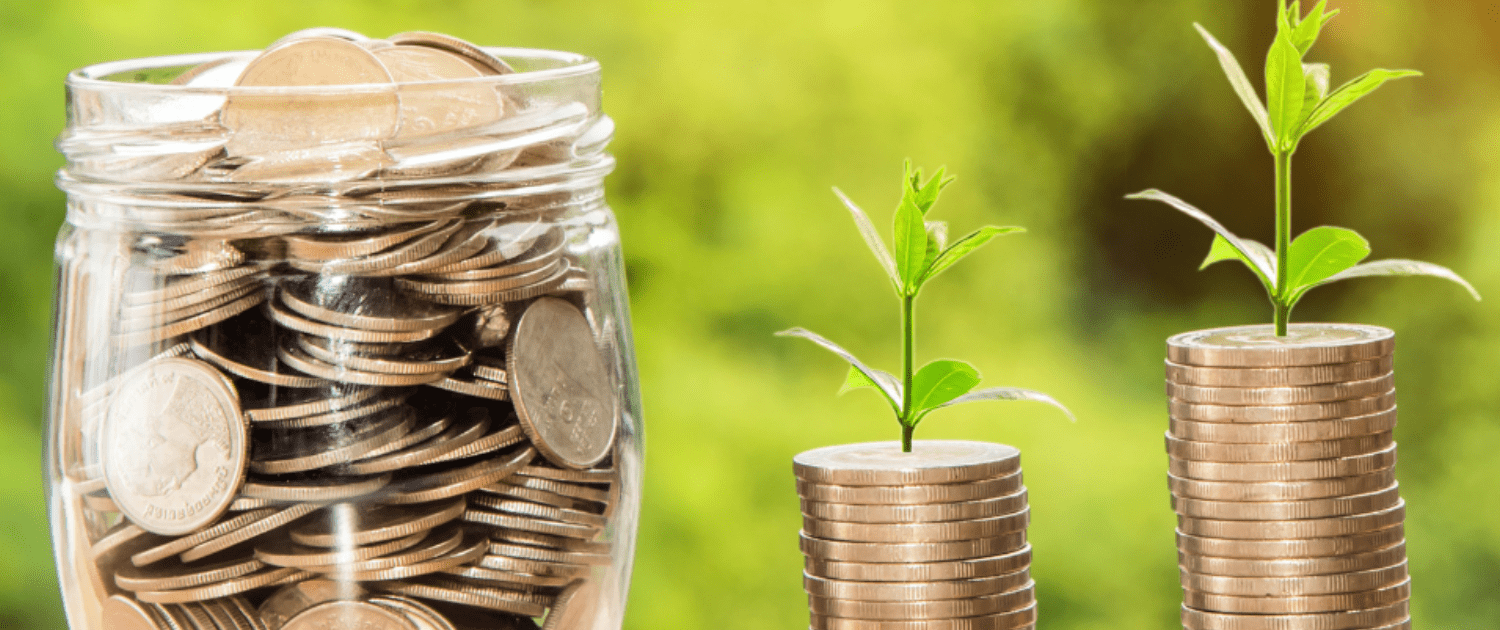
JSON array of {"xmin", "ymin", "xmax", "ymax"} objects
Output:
[
  {"xmin": 1129, "ymin": 1, "xmax": 1479, "ymax": 336},
  {"xmin": 778, "ymin": 164, "xmax": 1073, "ymax": 453}
]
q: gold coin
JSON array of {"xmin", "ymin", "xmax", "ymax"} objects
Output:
[
  {"xmin": 291, "ymin": 499, "xmax": 466, "ymax": 547},
  {"xmin": 794, "ymin": 441, "xmax": 1021, "ymax": 486},
  {"xmin": 1166, "ymin": 324, "xmax": 1394, "ymax": 368},
  {"xmin": 1178, "ymin": 502, "xmax": 1405, "ymax": 540},
  {"xmin": 1169, "ymin": 392, "xmax": 1395, "ymax": 424},
  {"xmin": 1180, "ymin": 602, "xmax": 1409, "ymax": 630},
  {"xmin": 223, "ymin": 37, "xmax": 398, "ymax": 157},
  {"xmin": 1181, "ymin": 561, "xmax": 1408, "ymax": 597},
  {"xmin": 132, "ymin": 566, "xmax": 300, "ymax": 604},
  {"xmin": 802, "ymin": 509, "xmax": 1030, "ymax": 543},
  {"xmin": 1169, "ymin": 445, "xmax": 1396, "ymax": 482},
  {"xmin": 799, "ymin": 532, "xmax": 1026, "ymax": 563},
  {"xmin": 256, "ymin": 530, "xmax": 428, "ymax": 569},
  {"xmin": 1167, "ymin": 375, "xmax": 1393, "ymax": 406},
  {"xmin": 807, "ymin": 582, "xmax": 1034, "ymax": 620},
  {"xmin": 806, "ymin": 545, "xmax": 1031, "ymax": 582},
  {"xmin": 239, "ymin": 474, "xmax": 390, "ymax": 502},
  {"xmin": 1183, "ymin": 578, "xmax": 1409, "ymax": 614},
  {"xmin": 809, "ymin": 603, "xmax": 1036, "ymax": 630},
  {"xmin": 1176, "ymin": 526, "xmax": 1404, "ymax": 559},
  {"xmin": 1180, "ymin": 542, "xmax": 1407, "ymax": 577},
  {"xmin": 1166, "ymin": 357, "xmax": 1393, "ymax": 387},
  {"xmin": 796, "ymin": 472, "xmax": 1023, "ymax": 505},
  {"xmin": 1169, "ymin": 470, "xmax": 1396, "ymax": 502},
  {"xmin": 1165, "ymin": 432, "xmax": 1394, "ymax": 463},
  {"xmin": 1169, "ymin": 408, "xmax": 1398, "ymax": 444}
]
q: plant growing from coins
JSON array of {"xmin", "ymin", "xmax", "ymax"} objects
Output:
[
  {"xmin": 779, "ymin": 164, "xmax": 1072, "ymax": 452},
  {"xmin": 1128, "ymin": 1, "xmax": 1479, "ymax": 337}
]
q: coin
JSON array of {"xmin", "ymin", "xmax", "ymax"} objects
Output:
[
  {"xmin": 297, "ymin": 335, "xmax": 469, "ymax": 376},
  {"xmin": 290, "ymin": 499, "xmax": 466, "ymax": 547},
  {"xmin": 799, "ymin": 532, "xmax": 1027, "ymax": 563},
  {"xmin": 795, "ymin": 473, "xmax": 1023, "ymax": 505},
  {"xmin": 256, "ymin": 530, "xmax": 428, "ymax": 569},
  {"xmin": 305, "ymin": 525, "xmax": 467, "ymax": 575},
  {"xmin": 541, "ymin": 579, "xmax": 597, "ymax": 630},
  {"xmin": 794, "ymin": 441, "xmax": 1021, "ymax": 486},
  {"xmin": 241, "ymin": 383, "xmax": 387, "ymax": 422},
  {"xmin": 474, "ymin": 553, "xmax": 590, "ymax": 579},
  {"xmin": 1180, "ymin": 542, "xmax": 1407, "ymax": 577},
  {"xmin": 239, "ymin": 474, "xmax": 390, "ymax": 502},
  {"xmin": 469, "ymin": 495, "xmax": 608, "ymax": 528},
  {"xmin": 371, "ymin": 577, "xmax": 548, "ymax": 617},
  {"xmin": 387, "ymin": 32, "xmax": 516, "ymax": 76},
  {"xmin": 516, "ymin": 464, "xmax": 613, "ymax": 486},
  {"xmin": 1169, "ymin": 470, "xmax": 1396, "ymax": 502},
  {"xmin": 278, "ymin": 276, "xmax": 461, "ymax": 332},
  {"xmin": 508, "ymin": 298, "xmax": 617, "ymax": 469},
  {"xmin": 806, "ymin": 546, "xmax": 1031, "ymax": 583},
  {"xmin": 283, "ymin": 600, "xmax": 417, "ymax": 630},
  {"xmin": 428, "ymin": 373, "xmax": 512, "ymax": 401},
  {"xmin": 372, "ymin": 46, "xmax": 503, "ymax": 139},
  {"xmin": 1182, "ymin": 561, "xmax": 1408, "ymax": 597},
  {"xmin": 1178, "ymin": 502, "xmax": 1405, "ymax": 540},
  {"xmin": 1167, "ymin": 374, "xmax": 1393, "ymax": 406},
  {"xmin": 1166, "ymin": 324, "xmax": 1394, "ymax": 368},
  {"xmin": 101, "ymin": 357, "xmax": 247, "ymax": 536},
  {"xmin": 1180, "ymin": 603, "xmax": 1410, "ymax": 630},
  {"xmin": 278, "ymin": 342, "xmax": 449, "ymax": 386},
  {"xmin": 190, "ymin": 317, "xmax": 324, "ymax": 388},
  {"xmin": 1169, "ymin": 408, "xmax": 1398, "ymax": 443},
  {"xmin": 493, "ymin": 475, "xmax": 610, "ymax": 504},
  {"xmin": 223, "ymin": 37, "xmax": 399, "ymax": 157},
  {"xmin": 115, "ymin": 554, "xmax": 266, "ymax": 592},
  {"xmin": 381, "ymin": 445, "xmax": 534, "ymax": 504},
  {"xmin": 1176, "ymin": 526, "xmax": 1405, "ymax": 559},
  {"xmin": 1166, "ymin": 356, "xmax": 1393, "ymax": 387},
  {"xmin": 250, "ymin": 407, "xmax": 414, "ymax": 474},
  {"xmin": 1169, "ymin": 445, "xmax": 1397, "ymax": 482},
  {"xmin": 802, "ymin": 509, "xmax": 1030, "ymax": 543},
  {"xmin": 113, "ymin": 291, "xmax": 265, "ymax": 347},
  {"xmin": 103, "ymin": 595, "xmax": 165, "ymax": 630},
  {"xmin": 1165, "ymin": 432, "xmax": 1394, "ymax": 463},
  {"xmin": 1170, "ymin": 392, "xmax": 1397, "ymax": 424},
  {"xmin": 809, "ymin": 603, "xmax": 1037, "ymax": 630},
  {"xmin": 807, "ymin": 582, "xmax": 1033, "ymax": 620},
  {"xmin": 180, "ymin": 502, "xmax": 324, "ymax": 563},
  {"xmin": 267, "ymin": 296, "xmax": 442, "ymax": 344},
  {"xmin": 1183, "ymin": 578, "xmax": 1409, "ymax": 614},
  {"xmin": 132, "ymin": 566, "xmax": 301, "ymax": 604},
  {"xmin": 340, "ymin": 411, "xmax": 492, "ymax": 475},
  {"xmin": 282, "ymin": 222, "xmax": 448, "ymax": 263},
  {"xmin": 462, "ymin": 509, "xmax": 602, "ymax": 540},
  {"xmin": 804, "ymin": 569, "xmax": 1031, "ymax": 601}
]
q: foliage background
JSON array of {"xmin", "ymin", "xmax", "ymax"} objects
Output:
[{"xmin": 0, "ymin": 0, "xmax": 1496, "ymax": 628}]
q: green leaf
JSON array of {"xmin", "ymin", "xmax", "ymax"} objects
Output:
[
  {"xmin": 936, "ymin": 387, "xmax": 1076, "ymax": 422},
  {"xmin": 1126, "ymin": 189, "xmax": 1276, "ymax": 292},
  {"xmin": 1265, "ymin": 28, "xmax": 1307, "ymax": 150},
  {"xmin": 1201, "ymin": 234, "xmax": 1277, "ymax": 283},
  {"xmin": 911, "ymin": 360, "xmax": 982, "ymax": 413},
  {"xmin": 833, "ymin": 188, "xmax": 900, "ymax": 288},
  {"xmin": 840, "ymin": 364, "xmax": 901, "ymax": 399},
  {"xmin": 1194, "ymin": 24, "xmax": 1273, "ymax": 147},
  {"xmin": 1293, "ymin": 258, "xmax": 1482, "ymax": 305},
  {"xmin": 1299, "ymin": 69, "xmax": 1422, "ymax": 139},
  {"xmin": 919, "ymin": 226, "xmax": 1025, "ymax": 285},
  {"xmin": 1290, "ymin": 0, "xmax": 1330, "ymax": 54},
  {"xmin": 914, "ymin": 167, "xmax": 953, "ymax": 215},
  {"xmin": 922, "ymin": 221, "xmax": 947, "ymax": 275},
  {"xmin": 776, "ymin": 328, "xmax": 901, "ymax": 409},
  {"xmin": 892, "ymin": 196, "xmax": 927, "ymax": 293},
  {"xmin": 1285, "ymin": 226, "xmax": 1371, "ymax": 298}
]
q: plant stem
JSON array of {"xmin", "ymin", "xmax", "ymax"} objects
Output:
[
  {"xmin": 1274, "ymin": 149, "xmax": 1293, "ymax": 337},
  {"xmin": 900, "ymin": 292, "xmax": 916, "ymax": 452}
]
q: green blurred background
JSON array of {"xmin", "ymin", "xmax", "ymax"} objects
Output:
[{"xmin": 2, "ymin": 0, "xmax": 1497, "ymax": 628}]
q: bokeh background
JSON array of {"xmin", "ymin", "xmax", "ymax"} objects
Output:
[{"xmin": 1, "ymin": 0, "xmax": 1497, "ymax": 628}]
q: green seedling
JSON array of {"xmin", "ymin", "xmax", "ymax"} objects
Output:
[
  {"xmin": 1129, "ymin": 1, "xmax": 1479, "ymax": 336},
  {"xmin": 779, "ymin": 163, "xmax": 1073, "ymax": 452}
]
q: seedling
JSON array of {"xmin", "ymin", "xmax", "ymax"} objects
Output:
[
  {"xmin": 779, "ymin": 163, "xmax": 1073, "ymax": 452},
  {"xmin": 1129, "ymin": 1, "xmax": 1479, "ymax": 336}
]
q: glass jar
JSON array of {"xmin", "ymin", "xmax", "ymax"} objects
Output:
[{"xmin": 48, "ymin": 40, "xmax": 642, "ymax": 630}]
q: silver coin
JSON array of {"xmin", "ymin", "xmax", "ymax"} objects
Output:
[{"xmin": 508, "ymin": 298, "xmax": 617, "ymax": 469}]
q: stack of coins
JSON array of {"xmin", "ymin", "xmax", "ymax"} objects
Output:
[
  {"xmin": 56, "ymin": 28, "xmax": 627, "ymax": 630},
  {"xmin": 794, "ymin": 441, "xmax": 1037, "ymax": 630},
  {"xmin": 1165, "ymin": 324, "xmax": 1410, "ymax": 630}
]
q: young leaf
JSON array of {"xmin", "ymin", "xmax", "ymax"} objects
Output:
[
  {"xmin": 892, "ymin": 197, "xmax": 928, "ymax": 293},
  {"xmin": 776, "ymin": 328, "xmax": 901, "ymax": 407},
  {"xmin": 1265, "ymin": 29, "xmax": 1307, "ymax": 150},
  {"xmin": 833, "ymin": 187, "xmax": 900, "ymax": 287},
  {"xmin": 1194, "ymin": 24, "xmax": 1273, "ymax": 147},
  {"xmin": 911, "ymin": 360, "xmax": 982, "ymax": 413},
  {"xmin": 1302, "ymin": 259, "xmax": 1482, "ymax": 302},
  {"xmin": 1200, "ymin": 235, "xmax": 1279, "ymax": 295},
  {"xmin": 1285, "ymin": 226, "xmax": 1371, "ymax": 297},
  {"xmin": 1126, "ymin": 189, "xmax": 1276, "ymax": 288},
  {"xmin": 919, "ymin": 226, "xmax": 1026, "ymax": 285},
  {"xmin": 1298, "ymin": 69, "xmax": 1422, "ymax": 138},
  {"xmin": 1290, "ymin": 0, "xmax": 1330, "ymax": 54},
  {"xmin": 922, "ymin": 221, "xmax": 948, "ymax": 277},
  {"xmin": 936, "ymin": 387, "xmax": 1077, "ymax": 422},
  {"xmin": 1300, "ymin": 63, "xmax": 1331, "ymax": 124},
  {"xmin": 840, "ymin": 365, "xmax": 902, "ymax": 411},
  {"xmin": 913, "ymin": 167, "xmax": 953, "ymax": 214}
]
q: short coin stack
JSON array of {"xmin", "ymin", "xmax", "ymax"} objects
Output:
[
  {"xmin": 794, "ymin": 441, "xmax": 1037, "ymax": 630},
  {"xmin": 1165, "ymin": 324, "xmax": 1410, "ymax": 630}
]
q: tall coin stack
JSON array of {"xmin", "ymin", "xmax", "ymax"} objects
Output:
[
  {"xmin": 1165, "ymin": 324, "xmax": 1410, "ymax": 630},
  {"xmin": 794, "ymin": 441, "xmax": 1037, "ymax": 630}
]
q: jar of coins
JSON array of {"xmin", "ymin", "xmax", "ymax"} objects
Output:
[{"xmin": 48, "ymin": 30, "xmax": 642, "ymax": 630}]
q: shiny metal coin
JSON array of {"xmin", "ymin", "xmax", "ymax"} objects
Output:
[
  {"xmin": 1166, "ymin": 324, "xmax": 1394, "ymax": 368},
  {"xmin": 508, "ymin": 298, "xmax": 617, "ymax": 469}
]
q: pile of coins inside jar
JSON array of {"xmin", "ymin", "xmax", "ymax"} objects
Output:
[
  {"xmin": 57, "ymin": 28, "xmax": 626, "ymax": 630},
  {"xmin": 1166, "ymin": 325, "xmax": 1411, "ymax": 630},
  {"xmin": 794, "ymin": 442, "xmax": 1037, "ymax": 630}
]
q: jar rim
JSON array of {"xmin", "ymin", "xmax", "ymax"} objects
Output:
[{"xmin": 67, "ymin": 46, "xmax": 601, "ymax": 95}]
